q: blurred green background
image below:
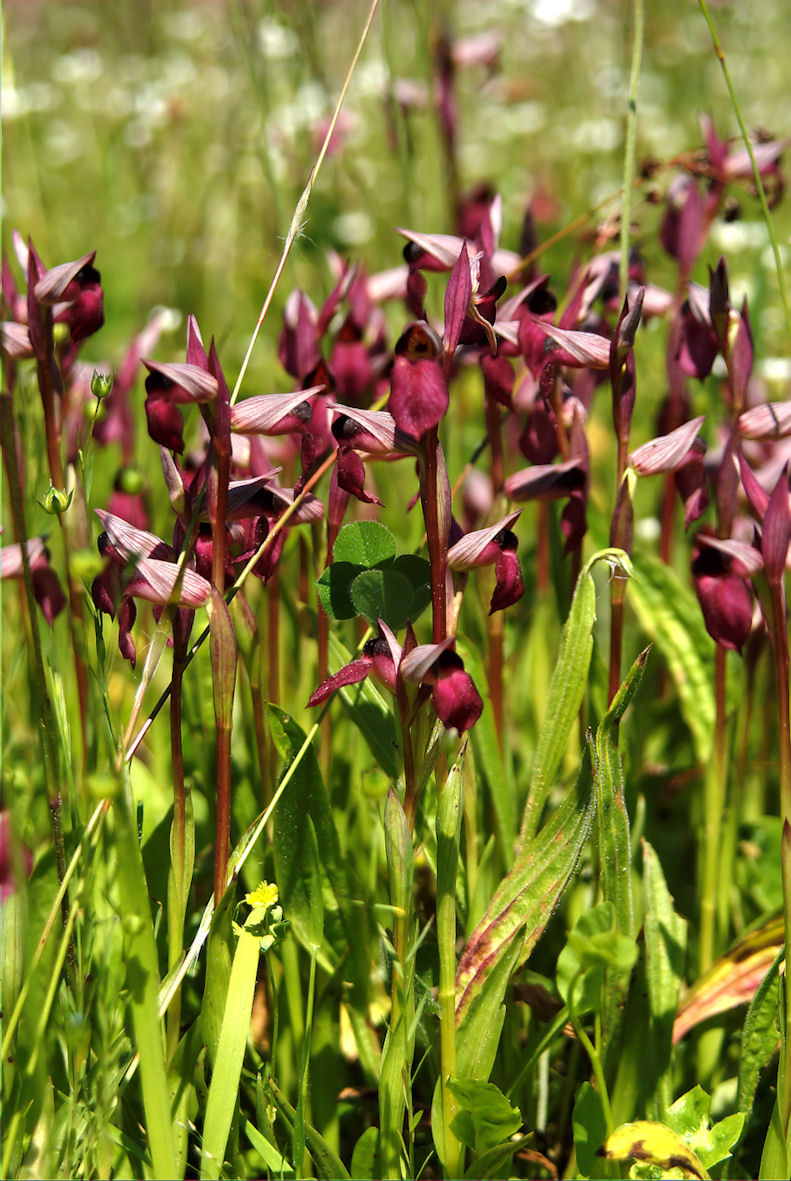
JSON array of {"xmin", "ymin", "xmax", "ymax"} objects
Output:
[{"xmin": 2, "ymin": 0, "xmax": 789, "ymax": 378}]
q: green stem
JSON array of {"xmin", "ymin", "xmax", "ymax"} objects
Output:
[
  {"xmin": 567, "ymin": 970, "xmax": 614, "ymax": 1135},
  {"xmin": 699, "ymin": 643, "xmax": 728, "ymax": 975}
]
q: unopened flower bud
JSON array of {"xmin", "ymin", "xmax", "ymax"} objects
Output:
[
  {"xmin": 40, "ymin": 483, "xmax": 73, "ymax": 516},
  {"xmin": 91, "ymin": 370, "xmax": 113, "ymax": 400}
]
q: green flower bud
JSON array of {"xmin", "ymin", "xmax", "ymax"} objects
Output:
[
  {"xmin": 91, "ymin": 370, "xmax": 114, "ymax": 400},
  {"xmin": 40, "ymin": 483, "xmax": 73, "ymax": 516},
  {"xmin": 117, "ymin": 467, "xmax": 146, "ymax": 496}
]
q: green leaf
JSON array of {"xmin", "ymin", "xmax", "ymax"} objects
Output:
[
  {"xmin": 455, "ymin": 743, "xmax": 595, "ymax": 1034},
  {"xmin": 557, "ymin": 903, "xmax": 637, "ymax": 1017},
  {"xmin": 448, "ymin": 1079, "xmax": 521, "ymax": 1154},
  {"xmin": 521, "ymin": 548, "xmax": 631, "ymax": 840},
  {"xmin": 455, "ymin": 940, "xmax": 521, "ymax": 1083},
  {"xmin": 594, "ymin": 648, "xmax": 647, "ymax": 941},
  {"xmin": 316, "ymin": 563, "xmax": 359, "ymax": 620},
  {"xmin": 268, "ymin": 706, "xmax": 380, "ymax": 1080},
  {"xmin": 351, "ymin": 567, "xmax": 414, "ymax": 630},
  {"xmin": 333, "ymin": 520, "xmax": 396, "ymax": 566},
  {"xmin": 628, "ymin": 551, "xmax": 715, "ymax": 763},
  {"xmin": 664, "ymin": 1087, "xmax": 745, "ymax": 1169},
  {"xmin": 269, "ymin": 708, "xmax": 331, "ymax": 958},
  {"xmin": 737, "ymin": 945, "xmax": 782, "ymax": 1113},
  {"xmin": 573, "ymin": 1081, "xmax": 608, "ymax": 1178},
  {"xmin": 244, "ymin": 1119, "xmax": 294, "ymax": 1178},
  {"xmin": 642, "ymin": 840, "xmax": 688, "ymax": 1119},
  {"xmin": 266, "ymin": 1077, "xmax": 351, "ymax": 1181},
  {"xmin": 350, "ymin": 1127, "xmax": 380, "ymax": 1180},
  {"xmin": 200, "ymin": 924, "xmax": 261, "ymax": 1180},
  {"xmin": 462, "ymin": 1136, "xmax": 533, "ymax": 1180},
  {"xmin": 391, "ymin": 553, "xmax": 432, "ymax": 620},
  {"xmin": 113, "ymin": 785, "xmax": 178, "ymax": 1181},
  {"xmin": 200, "ymin": 888, "xmax": 235, "ymax": 1068}
]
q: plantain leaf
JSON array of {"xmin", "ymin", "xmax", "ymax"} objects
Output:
[
  {"xmin": 642, "ymin": 839, "xmax": 687, "ymax": 1119},
  {"xmin": 521, "ymin": 548, "xmax": 632, "ymax": 840},
  {"xmin": 737, "ymin": 944, "xmax": 783, "ymax": 1114},
  {"xmin": 454, "ymin": 743, "xmax": 595, "ymax": 1041}
]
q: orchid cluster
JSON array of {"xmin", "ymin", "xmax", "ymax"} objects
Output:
[{"xmin": 4, "ymin": 87, "xmax": 791, "ymax": 1179}]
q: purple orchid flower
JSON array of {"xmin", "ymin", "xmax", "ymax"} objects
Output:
[{"xmin": 308, "ymin": 621, "xmax": 483, "ymax": 735}]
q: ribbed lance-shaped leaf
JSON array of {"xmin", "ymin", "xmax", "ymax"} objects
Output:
[
  {"xmin": 207, "ymin": 587, "xmax": 237, "ymax": 732},
  {"xmin": 200, "ymin": 921, "xmax": 261, "ymax": 1180},
  {"xmin": 455, "ymin": 744, "xmax": 595, "ymax": 1030},
  {"xmin": 521, "ymin": 548, "xmax": 632, "ymax": 840},
  {"xmin": 269, "ymin": 708, "xmax": 329, "ymax": 960},
  {"xmin": 628, "ymin": 551, "xmax": 715, "ymax": 763},
  {"xmin": 642, "ymin": 840, "xmax": 688, "ymax": 1120},
  {"xmin": 594, "ymin": 648, "xmax": 649, "ymax": 942},
  {"xmin": 736, "ymin": 943, "xmax": 783, "ymax": 1114}
]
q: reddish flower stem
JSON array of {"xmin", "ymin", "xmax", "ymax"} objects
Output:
[{"xmin": 421, "ymin": 428, "xmax": 448, "ymax": 645}]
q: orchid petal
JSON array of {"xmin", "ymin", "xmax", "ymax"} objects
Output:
[
  {"xmin": 230, "ymin": 388, "xmax": 320, "ymax": 435},
  {"xmin": 143, "ymin": 360, "xmax": 219, "ymax": 403},
  {"xmin": 127, "ymin": 557, "xmax": 211, "ymax": 607},
  {"xmin": 308, "ymin": 657, "xmax": 372, "ymax": 707},
  {"xmin": 739, "ymin": 401, "xmax": 791, "ymax": 440},
  {"xmin": 447, "ymin": 510, "xmax": 522, "ymax": 571},
  {"xmin": 628, "ymin": 416, "xmax": 706, "ymax": 475},
  {"xmin": 33, "ymin": 251, "xmax": 96, "ymax": 304}
]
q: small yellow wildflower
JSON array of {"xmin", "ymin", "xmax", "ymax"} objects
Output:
[{"xmin": 245, "ymin": 881, "xmax": 279, "ymax": 911}]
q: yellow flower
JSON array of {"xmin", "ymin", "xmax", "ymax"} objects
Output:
[{"xmin": 245, "ymin": 881, "xmax": 279, "ymax": 911}]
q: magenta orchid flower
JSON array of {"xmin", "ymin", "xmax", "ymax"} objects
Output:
[
  {"xmin": 447, "ymin": 509, "xmax": 524, "ymax": 613},
  {"xmin": 308, "ymin": 621, "xmax": 483, "ymax": 735},
  {"xmin": 1, "ymin": 537, "xmax": 66, "ymax": 624}
]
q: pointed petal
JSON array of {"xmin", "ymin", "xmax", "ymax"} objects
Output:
[
  {"xmin": 628, "ymin": 416, "xmax": 706, "ymax": 475},
  {"xmin": 95, "ymin": 510, "xmax": 173, "ymax": 561},
  {"xmin": 400, "ymin": 638, "xmax": 454, "ymax": 683},
  {"xmin": 329, "ymin": 403, "xmax": 418, "ymax": 456},
  {"xmin": 739, "ymin": 401, "xmax": 791, "ymax": 440},
  {"xmin": 0, "ymin": 322, "xmax": 34, "ymax": 358},
  {"xmin": 143, "ymin": 360, "xmax": 218, "ymax": 403},
  {"xmin": 1, "ymin": 537, "xmax": 47, "ymax": 578},
  {"xmin": 230, "ymin": 388, "xmax": 318, "ymax": 434},
  {"xmin": 127, "ymin": 557, "xmax": 211, "ymax": 607},
  {"xmin": 443, "ymin": 242, "xmax": 473, "ymax": 356},
  {"xmin": 447, "ymin": 510, "xmax": 522, "ymax": 570},
  {"xmin": 33, "ymin": 251, "xmax": 96, "ymax": 304},
  {"xmin": 396, "ymin": 228, "xmax": 468, "ymax": 270},
  {"xmin": 695, "ymin": 534, "xmax": 764, "ymax": 577},
  {"xmin": 761, "ymin": 470, "xmax": 791, "ymax": 585},
  {"xmin": 505, "ymin": 459, "xmax": 587, "ymax": 501},
  {"xmin": 307, "ymin": 657, "xmax": 372, "ymax": 706},
  {"xmin": 530, "ymin": 319, "xmax": 611, "ymax": 369}
]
